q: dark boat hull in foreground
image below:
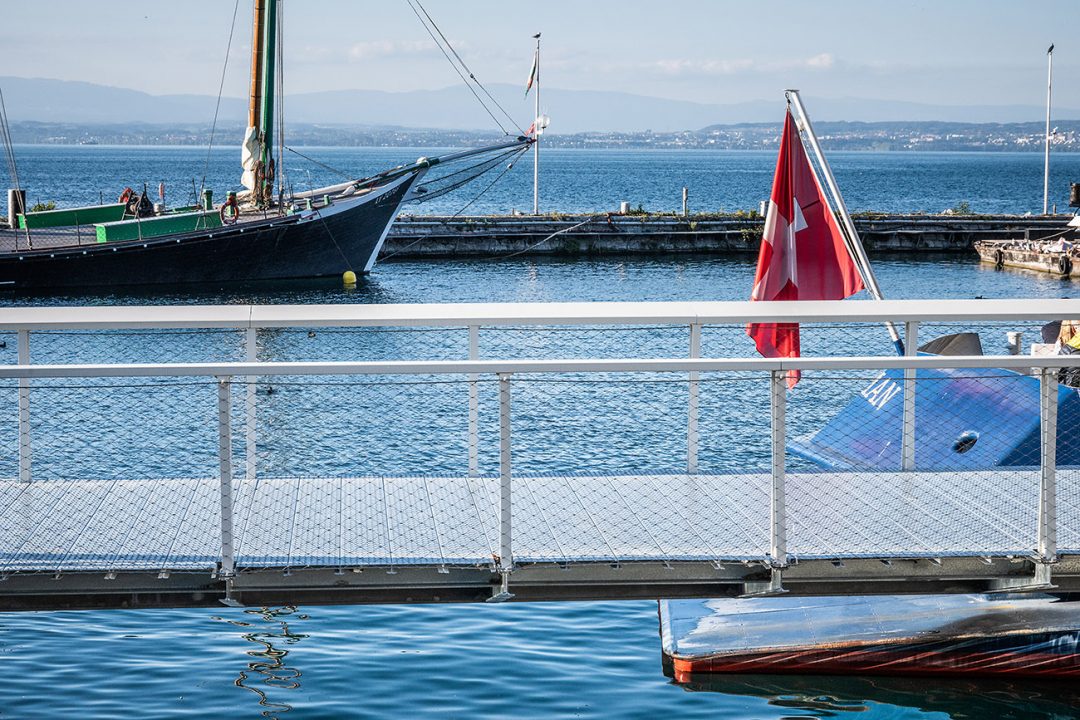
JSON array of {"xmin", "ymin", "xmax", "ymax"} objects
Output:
[
  {"xmin": 662, "ymin": 594, "xmax": 1080, "ymax": 681},
  {"xmin": 0, "ymin": 173, "xmax": 415, "ymax": 289}
]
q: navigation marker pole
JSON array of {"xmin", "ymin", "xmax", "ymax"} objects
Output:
[
  {"xmin": 786, "ymin": 89, "xmax": 904, "ymax": 356},
  {"xmin": 1044, "ymin": 43, "xmax": 1054, "ymax": 215}
]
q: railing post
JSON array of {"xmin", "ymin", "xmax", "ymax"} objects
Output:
[
  {"xmin": 901, "ymin": 321, "xmax": 918, "ymax": 471},
  {"xmin": 769, "ymin": 369, "xmax": 787, "ymax": 568},
  {"xmin": 488, "ymin": 371, "xmax": 515, "ymax": 602},
  {"xmin": 1038, "ymin": 367, "xmax": 1058, "ymax": 568},
  {"xmin": 687, "ymin": 322, "xmax": 701, "ymax": 474},
  {"xmin": 468, "ymin": 324, "xmax": 480, "ymax": 477},
  {"xmin": 17, "ymin": 329, "xmax": 30, "ymax": 483},
  {"xmin": 218, "ymin": 376, "xmax": 236, "ymax": 578},
  {"xmin": 245, "ymin": 327, "xmax": 257, "ymax": 482}
]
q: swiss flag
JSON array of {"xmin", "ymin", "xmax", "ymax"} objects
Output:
[{"xmin": 747, "ymin": 109, "xmax": 864, "ymax": 387}]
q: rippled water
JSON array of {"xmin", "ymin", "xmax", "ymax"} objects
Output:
[{"xmin": 2, "ymin": 148, "xmax": 1080, "ymax": 718}]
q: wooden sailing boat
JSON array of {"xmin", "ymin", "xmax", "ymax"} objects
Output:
[{"xmin": 0, "ymin": 0, "xmax": 531, "ymax": 289}]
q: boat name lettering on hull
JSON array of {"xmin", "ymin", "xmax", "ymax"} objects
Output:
[{"xmin": 861, "ymin": 373, "xmax": 901, "ymax": 410}]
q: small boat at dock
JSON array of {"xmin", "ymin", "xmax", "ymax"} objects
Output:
[
  {"xmin": 975, "ymin": 216, "xmax": 1080, "ymax": 278},
  {"xmin": 662, "ymin": 594, "xmax": 1080, "ymax": 680}
]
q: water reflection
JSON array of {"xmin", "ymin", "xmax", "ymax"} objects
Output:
[
  {"xmin": 680, "ymin": 673, "xmax": 1080, "ymax": 719},
  {"xmin": 214, "ymin": 606, "xmax": 309, "ymax": 719}
]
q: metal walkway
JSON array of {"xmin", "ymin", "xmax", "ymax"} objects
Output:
[
  {"xmin": 0, "ymin": 299, "xmax": 1078, "ymax": 609},
  {"xmin": 2, "ymin": 469, "xmax": 1079, "ymax": 609}
]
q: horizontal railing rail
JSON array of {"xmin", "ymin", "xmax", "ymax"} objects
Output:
[
  {"xmin": 0, "ymin": 353, "xmax": 1075, "ymax": 379},
  {"xmin": 0, "ymin": 298, "xmax": 1078, "ymax": 331}
]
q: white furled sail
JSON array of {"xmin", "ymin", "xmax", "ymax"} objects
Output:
[{"xmin": 241, "ymin": 126, "xmax": 261, "ymax": 191}]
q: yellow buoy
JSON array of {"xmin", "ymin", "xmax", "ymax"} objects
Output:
[{"xmin": 342, "ymin": 270, "xmax": 357, "ymax": 286}]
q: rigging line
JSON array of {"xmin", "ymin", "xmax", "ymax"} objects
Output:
[
  {"xmin": 412, "ymin": 146, "xmax": 523, "ymax": 190},
  {"xmin": 199, "ymin": 0, "xmax": 243, "ymax": 197},
  {"xmin": 403, "ymin": 0, "xmax": 511, "ymax": 135},
  {"xmin": 383, "ymin": 148, "xmax": 528, "ymax": 261},
  {"xmin": 284, "ymin": 146, "xmax": 352, "ymax": 181},
  {"xmin": 0, "ymin": 87, "xmax": 20, "ymax": 193},
  {"xmin": 450, "ymin": 147, "xmax": 529, "ymax": 219},
  {"xmin": 410, "ymin": 0, "xmax": 525, "ymax": 136}
]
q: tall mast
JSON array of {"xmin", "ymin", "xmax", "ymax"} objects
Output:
[
  {"xmin": 258, "ymin": 0, "xmax": 278, "ymax": 205},
  {"xmin": 241, "ymin": 0, "xmax": 266, "ymax": 193},
  {"xmin": 1044, "ymin": 43, "xmax": 1054, "ymax": 215},
  {"xmin": 248, "ymin": 0, "xmax": 265, "ymax": 132}
]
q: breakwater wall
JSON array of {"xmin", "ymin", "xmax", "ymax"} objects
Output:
[{"xmin": 382, "ymin": 214, "xmax": 1072, "ymax": 259}]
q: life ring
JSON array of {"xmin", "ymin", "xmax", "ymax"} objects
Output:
[
  {"xmin": 994, "ymin": 248, "xmax": 1004, "ymax": 269},
  {"xmin": 118, "ymin": 187, "xmax": 135, "ymax": 204},
  {"xmin": 1059, "ymin": 254, "xmax": 1073, "ymax": 276},
  {"xmin": 219, "ymin": 197, "xmax": 240, "ymax": 225}
]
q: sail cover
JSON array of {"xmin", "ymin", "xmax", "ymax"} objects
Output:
[{"xmin": 747, "ymin": 109, "xmax": 864, "ymax": 387}]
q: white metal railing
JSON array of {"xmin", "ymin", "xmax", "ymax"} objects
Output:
[{"xmin": 0, "ymin": 298, "xmax": 1075, "ymax": 593}]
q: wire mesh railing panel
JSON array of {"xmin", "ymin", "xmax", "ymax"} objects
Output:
[
  {"xmin": 480, "ymin": 325, "xmax": 690, "ymax": 360},
  {"xmin": 1060, "ymin": 468, "xmax": 1080, "ymax": 554},
  {"xmin": 28, "ymin": 378, "xmax": 218, "ymax": 481},
  {"xmin": 785, "ymin": 370, "xmax": 1047, "ymax": 559},
  {"xmin": 257, "ymin": 326, "xmax": 467, "ymax": 362},
  {"xmin": 0, "ymin": 332, "xmax": 16, "ymax": 364},
  {"xmin": 252, "ymin": 376, "xmax": 477, "ymax": 478},
  {"xmin": 509, "ymin": 374, "xmax": 689, "ymax": 476},
  {"xmin": 0, "ymin": 380, "xmax": 16, "ymax": 479},
  {"xmin": 696, "ymin": 373, "xmax": 773, "ymax": 474},
  {"xmin": 30, "ymin": 329, "xmax": 245, "ymax": 365}
]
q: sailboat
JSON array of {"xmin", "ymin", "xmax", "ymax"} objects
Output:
[{"xmin": 0, "ymin": 0, "xmax": 531, "ymax": 289}]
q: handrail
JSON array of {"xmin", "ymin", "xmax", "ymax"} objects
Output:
[
  {"xmin": 0, "ymin": 353, "xmax": 1073, "ymax": 379},
  {"xmin": 0, "ymin": 298, "xmax": 1076, "ymax": 331}
]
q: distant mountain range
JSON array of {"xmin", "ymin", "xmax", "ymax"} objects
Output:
[{"xmin": 3, "ymin": 76, "xmax": 1079, "ymax": 133}]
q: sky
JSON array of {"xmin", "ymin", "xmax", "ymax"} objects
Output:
[{"xmin": 1, "ymin": 0, "xmax": 1077, "ymax": 112}]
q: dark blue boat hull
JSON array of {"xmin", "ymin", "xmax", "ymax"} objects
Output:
[{"xmin": 790, "ymin": 365, "xmax": 1079, "ymax": 470}]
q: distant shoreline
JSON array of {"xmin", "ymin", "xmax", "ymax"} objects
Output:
[{"xmin": 8, "ymin": 119, "xmax": 1080, "ymax": 153}]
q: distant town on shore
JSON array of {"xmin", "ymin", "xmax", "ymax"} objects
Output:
[{"xmin": 9, "ymin": 120, "xmax": 1080, "ymax": 152}]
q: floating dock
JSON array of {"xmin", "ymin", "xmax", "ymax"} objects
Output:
[{"xmin": 382, "ymin": 214, "xmax": 1074, "ymax": 258}]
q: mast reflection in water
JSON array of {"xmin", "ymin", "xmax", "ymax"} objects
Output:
[{"xmin": 213, "ymin": 606, "xmax": 309, "ymax": 719}]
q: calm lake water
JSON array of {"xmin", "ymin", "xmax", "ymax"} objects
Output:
[{"xmin": 1, "ymin": 147, "xmax": 1079, "ymax": 719}]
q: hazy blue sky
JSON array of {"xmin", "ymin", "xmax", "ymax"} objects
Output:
[{"xmin": 2, "ymin": 0, "xmax": 1076, "ymax": 110}]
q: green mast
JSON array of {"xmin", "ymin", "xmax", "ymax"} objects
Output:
[{"xmin": 258, "ymin": 0, "xmax": 277, "ymax": 205}]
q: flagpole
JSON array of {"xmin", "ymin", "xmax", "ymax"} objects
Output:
[
  {"xmin": 786, "ymin": 89, "xmax": 904, "ymax": 355},
  {"xmin": 1044, "ymin": 43, "xmax": 1054, "ymax": 215},
  {"xmin": 533, "ymin": 33, "xmax": 541, "ymax": 215}
]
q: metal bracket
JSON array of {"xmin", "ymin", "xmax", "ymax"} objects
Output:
[
  {"xmin": 219, "ymin": 577, "xmax": 243, "ymax": 608},
  {"xmin": 486, "ymin": 569, "xmax": 515, "ymax": 603},
  {"xmin": 740, "ymin": 566, "xmax": 788, "ymax": 597},
  {"xmin": 988, "ymin": 560, "xmax": 1056, "ymax": 593}
]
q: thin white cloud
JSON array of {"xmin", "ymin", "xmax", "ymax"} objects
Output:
[
  {"xmin": 346, "ymin": 39, "xmax": 444, "ymax": 61},
  {"xmin": 641, "ymin": 53, "xmax": 836, "ymax": 77}
]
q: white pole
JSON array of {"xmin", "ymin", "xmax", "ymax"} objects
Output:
[
  {"xmin": 533, "ymin": 33, "xmax": 541, "ymax": 215},
  {"xmin": 786, "ymin": 89, "xmax": 904, "ymax": 355},
  {"xmin": 1044, "ymin": 44, "xmax": 1054, "ymax": 216}
]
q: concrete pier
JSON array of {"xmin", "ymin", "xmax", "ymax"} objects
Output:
[{"xmin": 382, "ymin": 213, "xmax": 1072, "ymax": 259}]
